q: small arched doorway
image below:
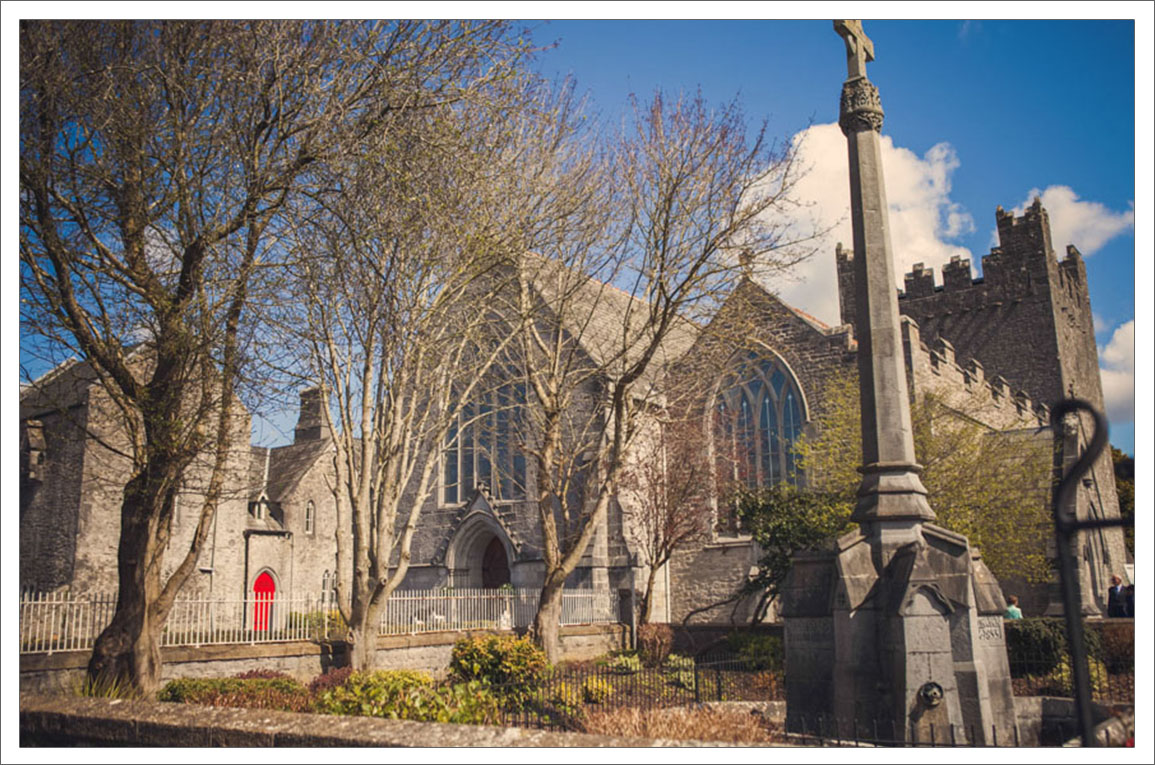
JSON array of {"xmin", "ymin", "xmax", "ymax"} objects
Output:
[
  {"xmin": 481, "ymin": 536, "xmax": 511, "ymax": 588},
  {"xmin": 252, "ymin": 570, "xmax": 276, "ymax": 631},
  {"xmin": 447, "ymin": 513, "xmax": 514, "ymax": 589}
]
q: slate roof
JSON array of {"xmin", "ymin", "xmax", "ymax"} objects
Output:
[
  {"xmin": 19, "ymin": 358, "xmax": 97, "ymax": 418},
  {"xmin": 523, "ymin": 253, "xmax": 701, "ymax": 390},
  {"xmin": 249, "ymin": 439, "xmax": 332, "ymax": 504}
]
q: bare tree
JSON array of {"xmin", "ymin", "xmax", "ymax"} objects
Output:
[
  {"xmin": 618, "ymin": 414, "xmax": 713, "ymax": 624},
  {"xmin": 19, "ymin": 19, "xmax": 522, "ymax": 693},
  {"xmin": 503, "ymin": 90, "xmax": 815, "ymax": 661},
  {"xmin": 280, "ymin": 96, "xmax": 533, "ymax": 670}
]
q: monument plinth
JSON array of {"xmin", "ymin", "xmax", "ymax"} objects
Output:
[{"xmin": 781, "ymin": 20, "xmax": 1017, "ymax": 745}]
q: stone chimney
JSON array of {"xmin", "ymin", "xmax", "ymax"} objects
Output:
[{"xmin": 294, "ymin": 387, "xmax": 330, "ymax": 443}]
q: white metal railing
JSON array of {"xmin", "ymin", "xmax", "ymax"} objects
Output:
[
  {"xmin": 162, "ymin": 592, "xmax": 341, "ymax": 647},
  {"xmin": 19, "ymin": 589, "xmax": 117, "ymax": 654},
  {"xmin": 560, "ymin": 588, "xmax": 615, "ymax": 626},
  {"xmin": 20, "ymin": 586, "xmax": 616, "ymax": 654},
  {"xmin": 19, "ymin": 589, "xmax": 342, "ymax": 654}
]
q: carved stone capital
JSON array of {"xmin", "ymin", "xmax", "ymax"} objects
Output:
[{"xmin": 839, "ymin": 77, "xmax": 884, "ymax": 134}]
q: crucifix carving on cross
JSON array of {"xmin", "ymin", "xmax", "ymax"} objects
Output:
[{"xmin": 834, "ymin": 19, "xmax": 874, "ymax": 80}]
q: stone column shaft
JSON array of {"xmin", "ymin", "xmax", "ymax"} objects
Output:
[{"xmin": 839, "ymin": 75, "xmax": 934, "ymax": 531}]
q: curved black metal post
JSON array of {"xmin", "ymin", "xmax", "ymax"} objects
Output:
[{"xmin": 1049, "ymin": 398, "xmax": 1113, "ymax": 747}]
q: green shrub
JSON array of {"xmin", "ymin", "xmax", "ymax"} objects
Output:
[
  {"xmin": 550, "ymin": 681, "xmax": 581, "ymax": 707},
  {"xmin": 287, "ymin": 609, "xmax": 343, "ymax": 636},
  {"xmin": 1096, "ymin": 620, "xmax": 1134, "ymax": 673},
  {"xmin": 308, "ymin": 666, "xmax": 354, "ymax": 696},
  {"xmin": 581, "ymin": 676, "xmax": 612, "ymax": 704},
  {"xmin": 637, "ymin": 623, "xmax": 673, "ymax": 667},
  {"xmin": 1036, "ymin": 656, "xmax": 1110, "ymax": 697},
  {"xmin": 661, "ymin": 654, "xmax": 696, "ymax": 690},
  {"xmin": 547, "ymin": 680, "xmax": 583, "ymax": 718},
  {"xmin": 606, "ymin": 653, "xmax": 643, "ymax": 675},
  {"xmin": 1005, "ymin": 618, "xmax": 1104, "ymax": 678},
  {"xmin": 725, "ymin": 631, "xmax": 782, "ymax": 672},
  {"xmin": 315, "ymin": 670, "xmax": 498, "ymax": 724},
  {"xmin": 158, "ymin": 676, "xmax": 310, "ymax": 712},
  {"xmin": 445, "ymin": 633, "xmax": 545, "ymax": 693}
]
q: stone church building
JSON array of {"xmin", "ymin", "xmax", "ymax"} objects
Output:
[{"xmin": 19, "ymin": 200, "xmax": 1130, "ymax": 626}]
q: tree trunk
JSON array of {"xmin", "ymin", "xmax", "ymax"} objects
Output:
[
  {"xmin": 87, "ymin": 476, "xmax": 165, "ymax": 695},
  {"xmin": 532, "ymin": 572, "xmax": 566, "ymax": 664},
  {"xmin": 639, "ymin": 565, "xmax": 659, "ymax": 626},
  {"xmin": 347, "ymin": 599, "xmax": 383, "ymax": 672}
]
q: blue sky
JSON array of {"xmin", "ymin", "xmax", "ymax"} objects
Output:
[
  {"xmin": 523, "ymin": 17, "xmax": 1142, "ymax": 454},
  {"xmin": 7, "ymin": 9, "xmax": 1146, "ymax": 455}
]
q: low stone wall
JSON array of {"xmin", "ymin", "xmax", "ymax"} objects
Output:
[
  {"xmin": 19, "ymin": 624, "xmax": 628, "ymax": 694},
  {"xmin": 19, "ymin": 695, "xmax": 675, "ymax": 747}
]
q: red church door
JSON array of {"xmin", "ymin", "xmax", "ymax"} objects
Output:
[{"xmin": 253, "ymin": 571, "xmax": 276, "ymax": 631}]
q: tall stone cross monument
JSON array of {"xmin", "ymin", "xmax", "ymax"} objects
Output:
[
  {"xmin": 835, "ymin": 21, "xmax": 936, "ymax": 549},
  {"xmin": 779, "ymin": 21, "xmax": 1017, "ymax": 745}
]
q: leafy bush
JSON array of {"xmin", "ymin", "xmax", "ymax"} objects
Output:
[
  {"xmin": 581, "ymin": 676, "xmax": 612, "ymax": 704},
  {"xmin": 637, "ymin": 623, "xmax": 673, "ymax": 667},
  {"xmin": 663, "ymin": 654, "xmax": 695, "ymax": 690},
  {"xmin": 449, "ymin": 634, "xmax": 547, "ymax": 709},
  {"xmin": 287, "ymin": 609, "xmax": 343, "ymax": 636},
  {"xmin": 606, "ymin": 653, "xmax": 643, "ymax": 675},
  {"xmin": 725, "ymin": 631, "xmax": 782, "ymax": 672},
  {"xmin": 1005, "ymin": 618, "xmax": 1103, "ymax": 678},
  {"xmin": 308, "ymin": 666, "xmax": 354, "ymax": 696},
  {"xmin": 550, "ymin": 681, "xmax": 581, "ymax": 707},
  {"xmin": 1036, "ymin": 656, "xmax": 1110, "ymax": 697},
  {"xmin": 314, "ymin": 670, "xmax": 499, "ymax": 724},
  {"xmin": 1095, "ymin": 620, "xmax": 1134, "ymax": 673},
  {"xmin": 547, "ymin": 680, "xmax": 583, "ymax": 718},
  {"xmin": 158, "ymin": 676, "xmax": 311, "ymax": 712}
]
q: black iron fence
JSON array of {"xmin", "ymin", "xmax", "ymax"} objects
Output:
[
  {"xmin": 488, "ymin": 654, "xmax": 781, "ymax": 732},
  {"xmin": 1005, "ymin": 617, "xmax": 1134, "ymax": 704}
]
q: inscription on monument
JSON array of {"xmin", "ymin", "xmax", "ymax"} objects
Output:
[{"xmin": 977, "ymin": 616, "xmax": 1003, "ymax": 642}]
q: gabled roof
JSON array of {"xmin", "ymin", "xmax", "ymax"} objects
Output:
[
  {"xmin": 19, "ymin": 358, "xmax": 97, "ymax": 418},
  {"xmin": 522, "ymin": 253, "xmax": 701, "ymax": 388},
  {"xmin": 250, "ymin": 439, "xmax": 332, "ymax": 504}
]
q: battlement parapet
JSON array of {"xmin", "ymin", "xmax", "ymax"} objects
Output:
[
  {"xmin": 901, "ymin": 320, "xmax": 1048, "ymax": 429},
  {"xmin": 890, "ymin": 200, "xmax": 1080, "ymax": 305},
  {"xmin": 941, "ymin": 255, "xmax": 973, "ymax": 291},
  {"xmin": 904, "ymin": 262, "xmax": 936, "ymax": 298}
]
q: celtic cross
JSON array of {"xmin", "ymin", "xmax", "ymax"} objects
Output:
[{"xmin": 834, "ymin": 19, "xmax": 874, "ymax": 80}]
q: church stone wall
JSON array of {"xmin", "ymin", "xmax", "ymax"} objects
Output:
[{"xmin": 20, "ymin": 404, "xmax": 89, "ymax": 591}]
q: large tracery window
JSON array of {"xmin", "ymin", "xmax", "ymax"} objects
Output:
[
  {"xmin": 443, "ymin": 382, "xmax": 527, "ymax": 504},
  {"xmin": 715, "ymin": 354, "xmax": 805, "ymax": 495}
]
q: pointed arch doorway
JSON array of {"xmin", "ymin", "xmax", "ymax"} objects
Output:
[
  {"xmin": 252, "ymin": 570, "xmax": 276, "ymax": 631},
  {"xmin": 448, "ymin": 514, "xmax": 514, "ymax": 589},
  {"xmin": 481, "ymin": 536, "xmax": 511, "ymax": 589}
]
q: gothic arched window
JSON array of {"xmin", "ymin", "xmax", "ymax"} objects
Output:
[
  {"xmin": 443, "ymin": 382, "xmax": 527, "ymax": 504},
  {"xmin": 714, "ymin": 353, "xmax": 805, "ymax": 494}
]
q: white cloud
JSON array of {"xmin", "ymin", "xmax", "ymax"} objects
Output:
[
  {"xmin": 757, "ymin": 123, "xmax": 973, "ymax": 326},
  {"xmin": 1099, "ymin": 320, "xmax": 1134, "ymax": 425},
  {"xmin": 1013, "ymin": 186, "xmax": 1134, "ymax": 255}
]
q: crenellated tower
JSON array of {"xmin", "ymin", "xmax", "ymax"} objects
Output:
[{"xmin": 836, "ymin": 198, "xmax": 1131, "ymax": 613}]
